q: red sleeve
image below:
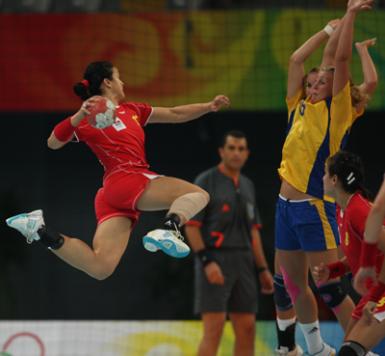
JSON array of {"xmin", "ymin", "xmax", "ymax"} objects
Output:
[{"xmin": 122, "ymin": 102, "xmax": 153, "ymax": 127}]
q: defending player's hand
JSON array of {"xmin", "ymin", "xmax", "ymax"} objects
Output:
[
  {"xmin": 355, "ymin": 38, "xmax": 376, "ymax": 51},
  {"xmin": 209, "ymin": 95, "xmax": 230, "ymax": 112},
  {"xmin": 354, "ymin": 266, "xmax": 377, "ymax": 295},
  {"xmin": 313, "ymin": 262, "xmax": 330, "ymax": 283},
  {"xmin": 259, "ymin": 270, "xmax": 274, "ymax": 295},
  {"xmin": 347, "ymin": 0, "xmax": 374, "ymax": 13},
  {"xmin": 204, "ymin": 261, "xmax": 225, "ymax": 285},
  {"xmin": 362, "ymin": 300, "xmax": 377, "ymax": 324}
]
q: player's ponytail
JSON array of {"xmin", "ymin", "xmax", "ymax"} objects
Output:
[
  {"xmin": 73, "ymin": 61, "xmax": 114, "ymax": 100},
  {"xmin": 327, "ymin": 151, "xmax": 371, "ymax": 200}
]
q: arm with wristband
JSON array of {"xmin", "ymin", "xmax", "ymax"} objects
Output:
[
  {"xmin": 185, "ymin": 225, "xmax": 224, "ymax": 285},
  {"xmin": 251, "ymin": 226, "xmax": 274, "ymax": 294},
  {"xmin": 48, "ymin": 97, "xmax": 98, "ymax": 149},
  {"xmin": 313, "ymin": 258, "xmax": 350, "ymax": 283},
  {"xmin": 286, "ymin": 18, "xmax": 338, "ymax": 100}
]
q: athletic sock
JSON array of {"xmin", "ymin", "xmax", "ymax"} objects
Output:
[
  {"xmin": 299, "ymin": 321, "xmax": 323, "ymax": 355},
  {"xmin": 38, "ymin": 226, "xmax": 64, "ymax": 250}
]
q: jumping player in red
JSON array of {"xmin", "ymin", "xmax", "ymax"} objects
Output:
[
  {"xmin": 6, "ymin": 61, "xmax": 230, "ymax": 280},
  {"xmin": 314, "ymin": 151, "xmax": 385, "ymax": 355}
]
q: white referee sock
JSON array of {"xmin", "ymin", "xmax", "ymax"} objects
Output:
[{"xmin": 299, "ymin": 320, "xmax": 323, "ymax": 355}]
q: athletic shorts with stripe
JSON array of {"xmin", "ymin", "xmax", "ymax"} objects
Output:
[{"xmin": 275, "ymin": 195, "xmax": 339, "ymax": 251}]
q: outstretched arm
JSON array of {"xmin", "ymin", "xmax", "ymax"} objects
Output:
[
  {"xmin": 287, "ymin": 20, "xmax": 337, "ymax": 99},
  {"xmin": 148, "ymin": 95, "xmax": 230, "ymax": 124},
  {"xmin": 356, "ymin": 38, "xmax": 378, "ymax": 96},
  {"xmin": 320, "ymin": 19, "xmax": 342, "ymax": 68},
  {"xmin": 333, "ymin": 0, "xmax": 374, "ymax": 96}
]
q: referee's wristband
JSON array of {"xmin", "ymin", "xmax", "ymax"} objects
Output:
[{"xmin": 197, "ymin": 249, "xmax": 215, "ymax": 267}]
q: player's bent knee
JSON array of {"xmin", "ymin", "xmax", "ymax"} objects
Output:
[
  {"xmin": 338, "ymin": 341, "xmax": 367, "ymax": 356},
  {"xmin": 318, "ymin": 281, "xmax": 347, "ymax": 309},
  {"xmin": 274, "ymin": 274, "xmax": 293, "ymax": 311},
  {"xmin": 91, "ymin": 262, "xmax": 118, "ymax": 281}
]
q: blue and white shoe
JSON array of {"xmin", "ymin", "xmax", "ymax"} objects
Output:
[
  {"xmin": 5, "ymin": 209, "xmax": 44, "ymax": 244},
  {"xmin": 367, "ymin": 352, "xmax": 380, "ymax": 356},
  {"xmin": 143, "ymin": 229, "xmax": 190, "ymax": 258}
]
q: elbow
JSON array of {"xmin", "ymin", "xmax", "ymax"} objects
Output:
[
  {"xmin": 366, "ymin": 81, "xmax": 377, "ymax": 93},
  {"xmin": 289, "ymin": 52, "xmax": 303, "ymax": 65}
]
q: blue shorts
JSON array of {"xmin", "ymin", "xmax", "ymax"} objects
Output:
[{"xmin": 275, "ymin": 195, "xmax": 339, "ymax": 251}]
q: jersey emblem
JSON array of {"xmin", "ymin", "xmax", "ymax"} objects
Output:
[
  {"xmin": 112, "ymin": 118, "xmax": 127, "ymax": 131},
  {"xmin": 132, "ymin": 114, "xmax": 141, "ymax": 127}
]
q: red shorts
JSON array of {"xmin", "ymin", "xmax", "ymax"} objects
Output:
[
  {"xmin": 352, "ymin": 293, "xmax": 385, "ymax": 321},
  {"xmin": 95, "ymin": 169, "xmax": 159, "ymax": 225}
]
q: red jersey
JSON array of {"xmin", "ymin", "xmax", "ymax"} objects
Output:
[
  {"xmin": 74, "ymin": 102, "xmax": 153, "ymax": 179},
  {"xmin": 337, "ymin": 192, "xmax": 384, "ymax": 276}
]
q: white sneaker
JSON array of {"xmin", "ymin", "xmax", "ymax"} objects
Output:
[
  {"xmin": 276, "ymin": 345, "xmax": 304, "ymax": 355},
  {"xmin": 367, "ymin": 352, "xmax": 379, "ymax": 356},
  {"xmin": 309, "ymin": 343, "xmax": 336, "ymax": 356},
  {"xmin": 6, "ymin": 209, "xmax": 44, "ymax": 244},
  {"xmin": 143, "ymin": 229, "xmax": 190, "ymax": 258}
]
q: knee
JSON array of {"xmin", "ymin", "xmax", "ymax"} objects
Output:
[
  {"xmin": 203, "ymin": 320, "xmax": 224, "ymax": 340},
  {"xmin": 274, "ymin": 274, "xmax": 293, "ymax": 311},
  {"xmin": 317, "ymin": 281, "xmax": 347, "ymax": 310},
  {"xmin": 338, "ymin": 341, "xmax": 367, "ymax": 356},
  {"xmin": 197, "ymin": 187, "xmax": 210, "ymax": 206},
  {"xmin": 91, "ymin": 262, "xmax": 117, "ymax": 281}
]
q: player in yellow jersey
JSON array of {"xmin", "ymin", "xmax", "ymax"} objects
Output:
[
  {"xmin": 274, "ymin": 1, "xmax": 374, "ymax": 355},
  {"xmin": 275, "ymin": 35, "xmax": 378, "ymax": 356}
]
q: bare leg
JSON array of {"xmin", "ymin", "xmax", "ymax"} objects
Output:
[
  {"xmin": 198, "ymin": 312, "xmax": 226, "ymax": 356},
  {"xmin": 137, "ymin": 176, "xmax": 208, "ymax": 224},
  {"xmin": 229, "ymin": 312, "xmax": 255, "ymax": 356},
  {"xmin": 52, "ymin": 216, "xmax": 132, "ymax": 280},
  {"xmin": 344, "ymin": 317, "xmax": 385, "ymax": 351}
]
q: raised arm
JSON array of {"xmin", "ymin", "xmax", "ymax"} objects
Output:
[
  {"xmin": 148, "ymin": 95, "xmax": 230, "ymax": 124},
  {"xmin": 333, "ymin": 0, "xmax": 373, "ymax": 96},
  {"xmin": 47, "ymin": 99, "xmax": 94, "ymax": 150},
  {"xmin": 287, "ymin": 20, "xmax": 337, "ymax": 99},
  {"xmin": 320, "ymin": 19, "xmax": 342, "ymax": 68},
  {"xmin": 355, "ymin": 38, "xmax": 378, "ymax": 96}
]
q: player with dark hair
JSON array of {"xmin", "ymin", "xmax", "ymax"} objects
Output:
[{"xmin": 6, "ymin": 61, "xmax": 230, "ymax": 280}]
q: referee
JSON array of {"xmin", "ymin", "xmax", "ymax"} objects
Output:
[{"xmin": 185, "ymin": 130, "xmax": 274, "ymax": 356}]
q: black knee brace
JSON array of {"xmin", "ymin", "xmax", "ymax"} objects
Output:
[
  {"xmin": 274, "ymin": 274, "xmax": 293, "ymax": 311},
  {"xmin": 338, "ymin": 341, "xmax": 367, "ymax": 356},
  {"xmin": 318, "ymin": 281, "xmax": 347, "ymax": 309}
]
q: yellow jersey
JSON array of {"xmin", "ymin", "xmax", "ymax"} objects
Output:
[{"xmin": 278, "ymin": 83, "xmax": 363, "ymax": 199}]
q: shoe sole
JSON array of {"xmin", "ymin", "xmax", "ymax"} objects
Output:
[{"xmin": 143, "ymin": 236, "xmax": 190, "ymax": 258}]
